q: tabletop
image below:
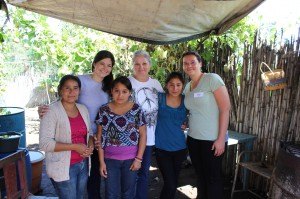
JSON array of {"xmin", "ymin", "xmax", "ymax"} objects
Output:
[{"xmin": 228, "ymin": 130, "xmax": 257, "ymax": 146}]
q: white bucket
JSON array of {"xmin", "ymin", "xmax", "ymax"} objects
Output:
[{"xmin": 29, "ymin": 150, "xmax": 45, "ymax": 194}]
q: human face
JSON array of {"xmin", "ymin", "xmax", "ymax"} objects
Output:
[
  {"xmin": 166, "ymin": 78, "xmax": 183, "ymax": 97},
  {"xmin": 182, "ymin": 55, "xmax": 202, "ymax": 77},
  {"xmin": 133, "ymin": 56, "xmax": 150, "ymax": 78},
  {"xmin": 93, "ymin": 58, "xmax": 113, "ymax": 79},
  {"xmin": 111, "ymin": 83, "xmax": 131, "ymax": 105},
  {"xmin": 60, "ymin": 79, "xmax": 80, "ymax": 104}
]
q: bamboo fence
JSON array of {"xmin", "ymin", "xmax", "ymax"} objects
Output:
[
  {"xmin": 175, "ymin": 29, "xmax": 299, "ymax": 192},
  {"xmin": 205, "ymin": 30, "xmax": 300, "ymax": 166}
]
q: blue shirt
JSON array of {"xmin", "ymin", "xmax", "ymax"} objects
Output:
[
  {"xmin": 155, "ymin": 93, "xmax": 187, "ymax": 151},
  {"xmin": 78, "ymin": 75, "xmax": 109, "ymax": 135}
]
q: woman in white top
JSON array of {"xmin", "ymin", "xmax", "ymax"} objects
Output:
[{"xmin": 128, "ymin": 50, "xmax": 163, "ymax": 199}]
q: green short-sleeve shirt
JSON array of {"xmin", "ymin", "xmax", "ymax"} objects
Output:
[{"xmin": 183, "ymin": 73, "xmax": 225, "ymax": 141}]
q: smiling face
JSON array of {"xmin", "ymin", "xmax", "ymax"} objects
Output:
[
  {"xmin": 182, "ymin": 54, "xmax": 202, "ymax": 77},
  {"xmin": 111, "ymin": 82, "xmax": 131, "ymax": 105},
  {"xmin": 93, "ymin": 58, "xmax": 113, "ymax": 79},
  {"xmin": 166, "ymin": 77, "xmax": 184, "ymax": 97},
  {"xmin": 60, "ymin": 79, "xmax": 80, "ymax": 104},
  {"xmin": 133, "ymin": 55, "xmax": 151, "ymax": 78}
]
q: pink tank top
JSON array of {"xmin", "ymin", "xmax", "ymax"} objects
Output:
[{"xmin": 69, "ymin": 112, "xmax": 87, "ymax": 165}]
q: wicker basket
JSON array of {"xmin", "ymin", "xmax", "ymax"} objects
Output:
[{"xmin": 260, "ymin": 62, "xmax": 287, "ymax": 91}]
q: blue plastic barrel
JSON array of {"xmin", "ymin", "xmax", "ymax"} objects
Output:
[{"xmin": 0, "ymin": 107, "xmax": 26, "ymax": 147}]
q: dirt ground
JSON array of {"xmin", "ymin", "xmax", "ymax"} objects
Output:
[{"xmin": 25, "ymin": 108, "xmax": 252, "ymax": 199}]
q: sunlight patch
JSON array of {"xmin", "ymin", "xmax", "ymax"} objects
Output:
[
  {"xmin": 177, "ymin": 185, "xmax": 197, "ymax": 198},
  {"xmin": 149, "ymin": 166, "xmax": 158, "ymax": 171}
]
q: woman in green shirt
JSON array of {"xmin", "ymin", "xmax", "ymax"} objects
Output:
[{"xmin": 182, "ymin": 51, "xmax": 231, "ymax": 199}]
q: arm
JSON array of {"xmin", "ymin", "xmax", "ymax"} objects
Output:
[
  {"xmin": 130, "ymin": 124, "xmax": 146, "ymax": 171},
  {"xmin": 156, "ymin": 80, "xmax": 164, "ymax": 93},
  {"xmin": 93, "ymin": 134, "xmax": 101, "ymax": 150},
  {"xmin": 81, "ymin": 106, "xmax": 94, "ymax": 157},
  {"xmin": 88, "ymin": 136, "xmax": 94, "ymax": 149},
  {"xmin": 38, "ymin": 105, "xmax": 49, "ymax": 119},
  {"xmin": 39, "ymin": 108, "xmax": 57, "ymax": 152},
  {"xmin": 97, "ymin": 125, "xmax": 107, "ymax": 178},
  {"xmin": 53, "ymin": 142, "xmax": 88, "ymax": 154},
  {"xmin": 212, "ymin": 86, "xmax": 231, "ymax": 156}
]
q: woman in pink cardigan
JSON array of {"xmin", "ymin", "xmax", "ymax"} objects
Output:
[{"xmin": 39, "ymin": 75, "xmax": 94, "ymax": 199}]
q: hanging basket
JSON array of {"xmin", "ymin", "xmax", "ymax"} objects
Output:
[{"xmin": 260, "ymin": 62, "xmax": 287, "ymax": 91}]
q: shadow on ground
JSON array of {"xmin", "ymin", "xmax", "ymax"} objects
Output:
[{"xmin": 31, "ymin": 152, "xmax": 260, "ymax": 199}]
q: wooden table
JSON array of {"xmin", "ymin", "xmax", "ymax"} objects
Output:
[{"xmin": 228, "ymin": 130, "xmax": 257, "ymax": 148}]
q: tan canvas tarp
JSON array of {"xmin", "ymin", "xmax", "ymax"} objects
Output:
[{"xmin": 7, "ymin": 0, "xmax": 264, "ymax": 44}]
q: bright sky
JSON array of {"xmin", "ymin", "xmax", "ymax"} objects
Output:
[{"xmin": 248, "ymin": 0, "xmax": 300, "ymax": 39}]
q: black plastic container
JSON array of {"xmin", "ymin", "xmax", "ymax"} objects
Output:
[
  {"xmin": 0, "ymin": 131, "xmax": 21, "ymax": 153},
  {"xmin": 271, "ymin": 141, "xmax": 300, "ymax": 198},
  {"xmin": 0, "ymin": 107, "xmax": 26, "ymax": 148}
]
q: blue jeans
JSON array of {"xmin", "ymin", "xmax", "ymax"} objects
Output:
[
  {"xmin": 105, "ymin": 158, "xmax": 137, "ymax": 199},
  {"xmin": 51, "ymin": 159, "xmax": 88, "ymax": 199},
  {"xmin": 135, "ymin": 146, "xmax": 152, "ymax": 199}
]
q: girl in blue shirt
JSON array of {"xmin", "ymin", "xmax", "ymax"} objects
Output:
[{"xmin": 155, "ymin": 72, "xmax": 187, "ymax": 199}]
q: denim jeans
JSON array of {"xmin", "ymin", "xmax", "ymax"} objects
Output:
[
  {"xmin": 51, "ymin": 159, "xmax": 88, "ymax": 199},
  {"xmin": 135, "ymin": 145, "xmax": 153, "ymax": 199},
  {"xmin": 105, "ymin": 158, "xmax": 137, "ymax": 199},
  {"xmin": 155, "ymin": 148, "xmax": 187, "ymax": 199}
]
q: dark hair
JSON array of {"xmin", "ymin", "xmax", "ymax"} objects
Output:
[
  {"xmin": 181, "ymin": 51, "xmax": 202, "ymax": 63},
  {"xmin": 92, "ymin": 50, "xmax": 115, "ymax": 93},
  {"xmin": 111, "ymin": 76, "xmax": 133, "ymax": 92},
  {"xmin": 165, "ymin": 72, "xmax": 185, "ymax": 85},
  {"xmin": 57, "ymin": 75, "xmax": 81, "ymax": 96}
]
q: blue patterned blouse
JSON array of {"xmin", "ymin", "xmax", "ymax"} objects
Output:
[{"xmin": 96, "ymin": 103, "xmax": 146, "ymax": 148}]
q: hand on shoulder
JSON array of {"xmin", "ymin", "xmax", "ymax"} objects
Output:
[{"xmin": 38, "ymin": 105, "xmax": 49, "ymax": 119}]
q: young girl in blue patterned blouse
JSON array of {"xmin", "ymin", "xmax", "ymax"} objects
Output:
[{"xmin": 96, "ymin": 76, "xmax": 147, "ymax": 199}]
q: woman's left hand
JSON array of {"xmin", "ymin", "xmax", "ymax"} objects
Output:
[
  {"xmin": 81, "ymin": 146, "xmax": 94, "ymax": 158},
  {"xmin": 130, "ymin": 159, "xmax": 141, "ymax": 171},
  {"xmin": 212, "ymin": 139, "xmax": 225, "ymax": 156}
]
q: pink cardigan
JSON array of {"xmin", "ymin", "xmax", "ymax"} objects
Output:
[{"xmin": 39, "ymin": 100, "xmax": 92, "ymax": 182}]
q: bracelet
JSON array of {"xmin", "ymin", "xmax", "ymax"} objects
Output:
[
  {"xmin": 135, "ymin": 157, "xmax": 142, "ymax": 163},
  {"xmin": 135, "ymin": 156, "xmax": 142, "ymax": 161}
]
